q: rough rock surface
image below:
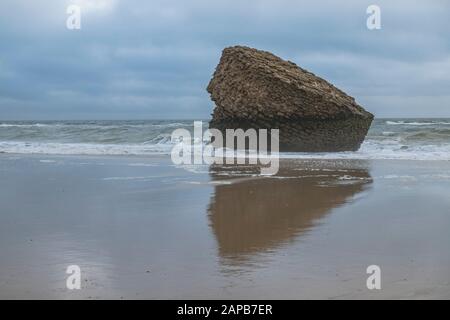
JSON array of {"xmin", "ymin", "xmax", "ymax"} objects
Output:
[{"xmin": 207, "ymin": 46, "xmax": 374, "ymax": 152}]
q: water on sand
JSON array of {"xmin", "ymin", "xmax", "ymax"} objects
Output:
[{"xmin": 0, "ymin": 155, "xmax": 449, "ymax": 299}]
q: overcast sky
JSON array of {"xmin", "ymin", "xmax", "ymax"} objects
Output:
[{"xmin": 1, "ymin": 0, "xmax": 449, "ymax": 120}]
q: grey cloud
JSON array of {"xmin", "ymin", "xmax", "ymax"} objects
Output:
[{"xmin": 0, "ymin": 0, "xmax": 449, "ymax": 119}]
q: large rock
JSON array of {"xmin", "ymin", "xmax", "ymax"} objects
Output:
[{"xmin": 207, "ymin": 46, "xmax": 374, "ymax": 152}]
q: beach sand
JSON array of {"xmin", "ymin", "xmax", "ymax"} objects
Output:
[{"xmin": 0, "ymin": 154, "xmax": 449, "ymax": 299}]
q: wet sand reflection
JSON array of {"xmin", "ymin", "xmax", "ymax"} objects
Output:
[{"xmin": 207, "ymin": 160, "xmax": 372, "ymax": 264}]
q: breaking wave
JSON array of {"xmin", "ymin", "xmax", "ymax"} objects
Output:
[{"xmin": 1, "ymin": 119, "xmax": 450, "ymax": 160}]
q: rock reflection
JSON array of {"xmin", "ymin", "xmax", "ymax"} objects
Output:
[{"xmin": 207, "ymin": 160, "xmax": 372, "ymax": 263}]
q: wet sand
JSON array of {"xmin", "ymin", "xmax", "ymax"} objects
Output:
[{"xmin": 0, "ymin": 154, "xmax": 449, "ymax": 299}]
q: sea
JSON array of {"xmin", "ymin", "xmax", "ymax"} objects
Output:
[{"xmin": 1, "ymin": 119, "xmax": 450, "ymax": 160}]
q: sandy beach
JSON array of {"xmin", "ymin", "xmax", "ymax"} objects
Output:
[{"xmin": 1, "ymin": 154, "xmax": 449, "ymax": 299}]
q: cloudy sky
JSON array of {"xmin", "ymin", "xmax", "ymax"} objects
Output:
[{"xmin": 1, "ymin": 0, "xmax": 449, "ymax": 120}]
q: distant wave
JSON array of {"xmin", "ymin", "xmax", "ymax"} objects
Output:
[
  {"xmin": 0, "ymin": 122, "xmax": 188, "ymax": 129},
  {"xmin": 0, "ymin": 121, "xmax": 199, "ymax": 145},
  {"xmin": 0, "ymin": 123, "xmax": 56, "ymax": 128},
  {"xmin": 0, "ymin": 141, "xmax": 174, "ymax": 155},
  {"xmin": 386, "ymin": 120, "xmax": 450, "ymax": 126}
]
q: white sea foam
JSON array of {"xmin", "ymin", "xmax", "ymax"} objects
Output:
[
  {"xmin": 127, "ymin": 163, "xmax": 158, "ymax": 167},
  {"xmin": 277, "ymin": 141, "xmax": 450, "ymax": 161},
  {"xmin": 2, "ymin": 118, "xmax": 450, "ymax": 161},
  {"xmin": 0, "ymin": 141, "xmax": 173, "ymax": 155},
  {"xmin": 39, "ymin": 159, "xmax": 57, "ymax": 163},
  {"xmin": 386, "ymin": 121, "xmax": 450, "ymax": 126},
  {"xmin": 186, "ymin": 180, "xmax": 234, "ymax": 185},
  {"xmin": 1, "ymin": 140, "xmax": 450, "ymax": 160},
  {"xmin": 102, "ymin": 176, "xmax": 159, "ymax": 181},
  {"xmin": 0, "ymin": 122, "xmax": 188, "ymax": 129},
  {"xmin": 0, "ymin": 123, "xmax": 55, "ymax": 128}
]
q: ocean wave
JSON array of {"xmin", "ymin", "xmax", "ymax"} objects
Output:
[
  {"xmin": 277, "ymin": 141, "xmax": 450, "ymax": 160},
  {"xmin": 1, "ymin": 140, "xmax": 450, "ymax": 160},
  {"xmin": 0, "ymin": 121, "xmax": 200, "ymax": 145},
  {"xmin": 0, "ymin": 141, "xmax": 173, "ymax": 155},
  {"xmin": 0, "ymin": 123, "xmax": 56, "ymax": 128},
  {"xmin": 403, "ymin": 131, "xmax": 450, "ymax": 142},
  {"xmin": 386, "ymin": 120, "xmax": 450, "ymax": 126},
  {"xmin": 1, "ymin": 120, "xmax": 450, "ymax": 160},
  {"xmin": 0, "ymin": 122, "xmax": 190, "ymax": 129}
]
